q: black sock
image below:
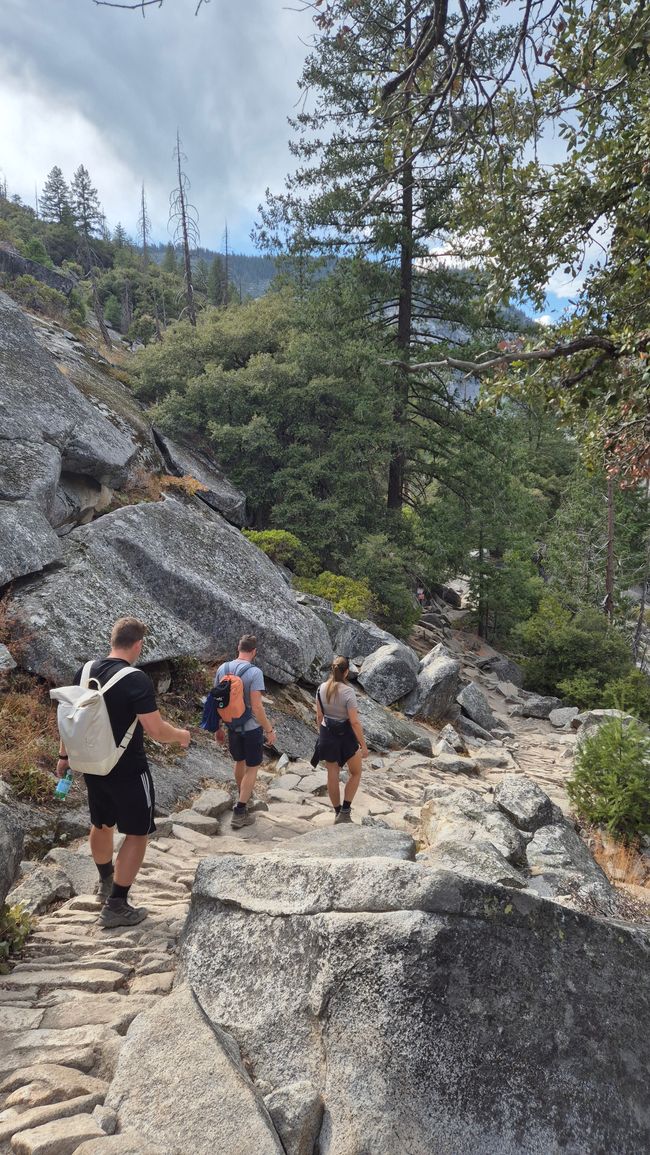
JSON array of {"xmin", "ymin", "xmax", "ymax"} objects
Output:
[
  {"xmin": 234, "ymin": 801, "xmax": 247, "ymax": 812},
  {"xmin": 97, "ymin": 861, "xmax": 114, "ymax": 880},
  {"xmin": 334, "ymin": 805, "xmax": 341, "ymax": 814},
  {"xmin": 342, "ymin": 800, "xmax": 351, "ymax": 811},
  {"xmin": 109, "ymin": 882, "xmax": 130, "ymax": 903}
]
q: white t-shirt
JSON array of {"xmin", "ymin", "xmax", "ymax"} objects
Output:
[{"xmin": 318, "ymin": 681, "xmax": 356, "ymax": 721}]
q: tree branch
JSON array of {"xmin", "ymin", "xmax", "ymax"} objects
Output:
[{"xmin": 385, "ymin": 335, "xmax": 621, "ymax": 376}]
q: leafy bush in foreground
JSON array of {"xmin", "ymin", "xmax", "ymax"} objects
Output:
[{"xmin": 568, "ymin": 716, "xmax": 650, "ymax": 842}]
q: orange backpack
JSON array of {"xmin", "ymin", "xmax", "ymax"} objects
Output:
[{"xmin": 211, "ymin": 661, "xmax": 253, "ymax": 730}]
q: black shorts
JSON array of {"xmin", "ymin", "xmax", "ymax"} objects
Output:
[
  {"xmin": 84, "ymin": 765, "xmax": 156, "ymax": 836},
  {"xmin": 315, "ymin": 721, "xmax": 359, "ymax": 768},
  {"xmin": 227, "ymin": 725, "xmax": 264, "ymax": 768}
]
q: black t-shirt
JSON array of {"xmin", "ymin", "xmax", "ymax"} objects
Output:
[{"xmin": 73, "ymin": 658, "xmax": 157, "ymax": 775}]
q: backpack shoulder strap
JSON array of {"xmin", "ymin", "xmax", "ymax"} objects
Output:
[
  {"xmin": 231, "ymin": 660, "xmax": 252, "ymax": 676},
  {"xmin": 101, "ymin": 666, "xmax": 140, "ymax": 694},
  {"xmin": 80, "ymin": 660, "xmax": 95, "ymax": 689}
]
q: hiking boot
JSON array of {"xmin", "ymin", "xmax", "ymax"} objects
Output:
[
  {"xmin": 94, "ymin": 873, "xmax": 114, "ymax": 905},
  {"xmin": 334, "ymin": 807, "xmax": 353, "ymax": 824},
  {"xmin": 99, "ymin": 899, "xmax": 148, "ymax": 929},
  {"xmin": 231, "ymin": 806, "xmax": 255, "ymax": 830}
]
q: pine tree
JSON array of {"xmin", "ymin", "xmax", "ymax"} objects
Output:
[
  {"xmin": 70, "ymin": 165, "xmax": 103, "ymax": 238},
  {"xmin": 194, "ymin": 256, "xmax": 209, "ymax": 294},
  {"xmin": 162, "ymin": 243, "xmax": 178, "ymax": 274},
  {"xmin": 40, "ymin": 166, "xmax": 72, "ymax": 224},
  {"xmin": 113, "ymin": 222, "xmax": 128, "ymax": 248},
  {"xmin": 259, "ymin": 0, "xmax": 516, "ymax": 510},
  {"xmin": 207, "ymin": 254, "xmax": 226, "ymax": 305}
]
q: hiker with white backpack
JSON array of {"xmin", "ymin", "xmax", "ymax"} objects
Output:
[{"xmin": 52, "ymin": 617, "xmax": 190, "ymax": 928}]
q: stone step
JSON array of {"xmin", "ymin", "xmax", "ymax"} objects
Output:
[
  {"xmin": 0, "ymin": 1046, "xmax": 95, "ymax": 1079},
  {"xmin": 0, "ymin": 1092, "xmax": 105, "ymax": 1146},
  {"xmin": 39, "ymin": 996, "xmax": 153, "ymax": 1033},
  {"xmin": 10, "ymin": 960, "xmax": 132, "ymax": 978},
  {"xmin": 0, "ymin": 970, "xmax": 126, "ymax": 994},
  {"xmin": 9, "ymin": 1111, "xmax": 104, "ymax": 1154},
  {"xmin": 0, "ymin": 1008, "xmax": 44, "ymax": 1032}
]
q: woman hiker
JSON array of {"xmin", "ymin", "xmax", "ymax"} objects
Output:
[{"xmin": 315, "ymin": 656, "xmax": 369, "ymax": 824}]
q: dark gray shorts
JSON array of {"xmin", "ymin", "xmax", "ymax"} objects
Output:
[
  {"xmin": 227, "ymin": 725, "xmax": 264, "ymax": 768},
  {"xmin": 84, "ymin": 765, "xmax": 156, "ymax": 835}
]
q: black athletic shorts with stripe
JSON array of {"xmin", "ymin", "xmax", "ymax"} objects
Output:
[{"xmin": 84, "ymin": 765, "xmax": 156, "ymax": 836}]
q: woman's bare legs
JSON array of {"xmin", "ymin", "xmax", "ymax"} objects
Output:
[
  {"xmin": 343, "ymin": 750, "xmax": 363, "ymax": 802},
  {"xmin": 325, "ymin": 761, "xmax": 341, "ymax": 808}
]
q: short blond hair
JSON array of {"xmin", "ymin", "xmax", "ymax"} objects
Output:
[{"xmin": 111, "ymin": 617, "xmax": 147, "ymax": 649}]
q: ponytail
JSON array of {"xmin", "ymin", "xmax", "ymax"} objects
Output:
[{"xmin": 325, "ymin": 656, "xmax": 350, "ymax": 703}]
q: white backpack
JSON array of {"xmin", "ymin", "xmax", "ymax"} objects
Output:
[{"xmin": 50, "ymin": 661, "xmax": 139, "ymax": 776}]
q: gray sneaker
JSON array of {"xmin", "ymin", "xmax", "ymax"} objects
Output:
[
  {"xmin": 335, "ymin": 808, "xmax": 353, "ymax": 824},
  {"xmin": 231, "ymin": 806, "xmax": 255, "ymax": 830},
  {"xmin": 94, "ymin": 873, "xmax": 114, "ymax": 904},
  {"xmin": 99, "ymin": 899, "xmax": 148, "ymax": 929}
]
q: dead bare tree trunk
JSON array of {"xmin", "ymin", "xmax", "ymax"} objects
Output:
[
  {"xmin": 604, "ymin": 476, "xmax": 615, "ymax": 622},
  {"xmin": 387, "ymin": 2, "xmax": 413, "ymax": 511},
  {"xmin": 223, "ymin": 221, "xmax": 230, "ymax": 307},
  {"xmin": 138, "ymin": 183, "xmax": 150, "ymax": 269},
  {"xmin": 632, "ymin": 480, "xmax": 650, "ymax": 666},
  {"xmin": 170, "ymin": 131, "xmax": 198, "ymax": 327}
]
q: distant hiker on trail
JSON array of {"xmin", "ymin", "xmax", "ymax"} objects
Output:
[
  {"xmin": 52, "ymin": 617, "xmax": 190, "ymax": 929},
  {"xmin": 213, "ymin": 634, "xmax": 276, "ymax": 829},
  {"xmin": 314, "ymin": 656, "xmax": 369, "ymax": 824},
  {"xmin": 416, "ymin": 587, "xmax": 426, "ymax": 609}
]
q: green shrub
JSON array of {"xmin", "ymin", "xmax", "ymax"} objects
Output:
[
  {"xmin": 567, "ymin": 716, "xmax": 650, "ymax": 841},
  {"xmin": 602, "ymin": 670, "xmax": 650, "ymax": 724},
  {"xmin": 103, "ymin": 293, "xmax": 122, "ymax": 331},
  {"xmin": 243, "ymin": 529, "xmax": 318, "ymax": 577},
  {"xmin": 67, "ymin": 288, "xmax": 86, "ymax": 325},
  {"xmin": 557, "ymin": 674, "xmax": 604, "ymax": 710},
  {"xmin": 0, "ymin": 904, "xmax": 33, "ymax": 973},
  {"xmin": 8, "ymin": 763, "xmax": 56, "ymax": 804},
  {"xmin": 9, "ymin": 275, "xmax": 67, "ymax": 319},
  {"xmin": 513, "ymin": 595, "xmax": 632, "ymax": 695},
  {"xmin": 346, "ymin": 533, "xmax": 419, "ymax": 638},
  {"xmin": 22, "ymin": 237, "xmax": 53, "ymax": 267},
  {"xmin": 295, "ymin": 572, "xmax": 377, "ymax": 619}
]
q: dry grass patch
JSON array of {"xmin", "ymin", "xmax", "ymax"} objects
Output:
[
  {"xmin": 0, "ymin": 671, "xmax": 59, "ymax": 803},
  {"xmin": 590, "ymin": 829, "xmax": 650, "ymax": 889}
]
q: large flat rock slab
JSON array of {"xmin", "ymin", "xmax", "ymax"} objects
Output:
[
  {"xmin": 104, "ymin": 985, "xmax": 283, "ymax": 1154},
  {"xmin": 273, "ymin": 825, "xmax": 416, "ymax": 861},
  {"xmin": 10, "ymin": 496, "xmax": 333, "ymax": 683},
  {"xmin": 180, "ymin": 854, "xmax": 650, "ymax": 1154},
  {"xmin": 154, "ymin": 429, "xmax": 247, "ymax": 527}
]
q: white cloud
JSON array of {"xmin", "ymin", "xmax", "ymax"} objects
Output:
[
  {"xmin": 0, "ymin": 79, "xmax": 144, "ymax": 232},
  {"xmin": 0, "ymin": 0, "xmax": 312, "ymax": 249},
  {"xmin": 536, "ymin": 314, "xmax": 554, "ymax": 327}
]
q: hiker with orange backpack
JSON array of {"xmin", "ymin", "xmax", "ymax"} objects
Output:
[{"xmin": 211, "ymin": 634, "xmax": 275, "ymax": 829}]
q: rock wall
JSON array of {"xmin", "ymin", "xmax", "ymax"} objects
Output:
[
  {"xmin": 0, "ymin": 291, "xmax": 333, "ymax": 684},
  {"xmin": 0, "ymin": 244, "xmax": 76, "ymax": 295},
  {"xmin": 10, "ymin": 496, "xmax": 333, "ymax": 684},
  {"xmin": 167, "ymin": 840, "xmax": 650, "ymax": 1154}
]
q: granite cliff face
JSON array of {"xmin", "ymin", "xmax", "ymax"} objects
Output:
[{"xmin": 0, "ymin": 291, "xmax": 332, "ymax": 682}]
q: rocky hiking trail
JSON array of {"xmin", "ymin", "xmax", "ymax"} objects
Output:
[{"xmin": 1, "ymin": 625, "xmax": 649, "ymax": 1154}]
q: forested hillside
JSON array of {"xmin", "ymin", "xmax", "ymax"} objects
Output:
[{"xmin": 0, "ymin": 0, "xmax": 648, "ymax": 713}]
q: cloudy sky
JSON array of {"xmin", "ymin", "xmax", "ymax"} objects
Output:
[{"xmin": 0, "ymin": 0, "xmax": 312, "ymax": 250}]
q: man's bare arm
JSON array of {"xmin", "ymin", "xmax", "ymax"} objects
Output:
[
  {"xmin": 249, "ymin": 690, "xmax": 275, "ymax": 740},
  {"xmin": 138, "ymin": 711, "xmax": 190, "ymax": 747}
]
